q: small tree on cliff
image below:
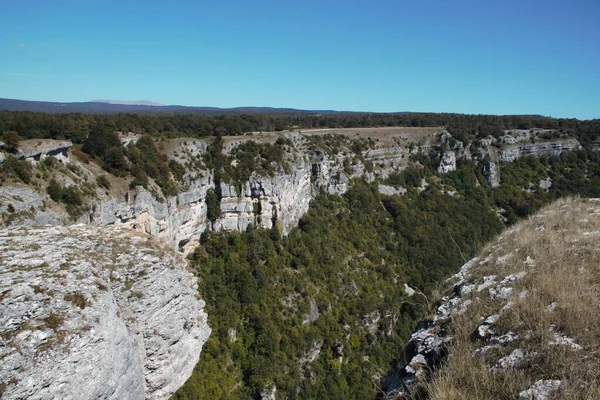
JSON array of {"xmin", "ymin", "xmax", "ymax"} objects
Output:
[
  {"xmin": 205, "ymin": 188, "xmax": 220, "ymax": 228},
  {"xmin": 1, "ymin": 131, "xmax": 21, "ymax": 153},
  {"xmin": 47, "ymin": 179, "xmax": 63, "ymax": 202}
]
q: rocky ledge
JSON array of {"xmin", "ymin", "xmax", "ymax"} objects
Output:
[{"xmin": 0, "ymin": 224, "xmax": 210, "ymax": 400}]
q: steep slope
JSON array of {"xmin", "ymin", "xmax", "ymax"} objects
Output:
[
  {"xmin": 0, "ymin": 225, "xmax": 211, "ymax": 399},
  {"xmin": 1, "ymin": 127, "xmax": 591, "ymax": 254},
  {"xmin": 384, "ymin": 197, "xmax": 600, "ymax": 399}
]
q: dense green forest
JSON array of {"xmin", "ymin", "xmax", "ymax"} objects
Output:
[
  {"xmin": 1, "ymin": 110, "xmax": 598, "ymax": 146},
  {"xmin": 174, "ymin": 148, "xmax": 600, "ymax": 400}
]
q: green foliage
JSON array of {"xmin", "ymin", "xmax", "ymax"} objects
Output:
[
  {"xmin": 96, "ymin": 174, "xmax": 111, "ymax": 190},
  {"xmin": 386, "ymin": 166, "xmax": 428, "ymax": 188},
  {"xmin": 175, "ymin": 179, "xmax": 504, "ymax": 400},
  {"xmin": 1, "ymin": 155, "xmax": 32, "ymax": 183},
  {"xmin": 1, "ymin": 110, "xmax": 599, "ymax": 148},
  {"xmin": 409, "ymin": 151, "xmax": 438, "ymax": 169},
  {"xmin": 129, "ymin": 135, "xmax": 178, "ymax": 196},
  {"xmin": 46, "ymin": 179, "xmax": 85, "ymax": 219},
  {"xmin": 176, "ymin": 152, "xmax": 600, "ymax": 399},
  {"xmin": 60, "ymin": 185, "xmax": 83, "ymax": 206},
  {"xmin": 103, "ymin": 146, "xmax": 128, "ymax": 175},
  {"xmin": 205, "ymin": 188, "xmax": 220, "ymax": 225},
  {"xmin": 82, "ymin": 121, "xmax": 121, "ymax": 158},
  {"xmin": 306, "ymin": 134, "xmax": 348, "ymax": 155},
  {"xmin": 169, "ymin": 159, "xmax": 186, "ymax": 182},
  {"xmin": 1, "ymin": 131, "xmax": 21, "ymax": 153},
  {"xmin": 47, "ymin": 179, "xmax": 63, "ymax": 202},
  {"xmin": 224, "ymin": 141, "xmax": 289, "ymax": 188},
  {"xmin": 81, "ymin": 121, "xmax": 129, "ymax": 177},
  {"xmin": 203, "ymin": 137, "xmax": 289, "ymax": 194}
]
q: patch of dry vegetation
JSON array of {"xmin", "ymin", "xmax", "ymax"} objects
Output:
[{"xmin": 427, "ymin": 197, "xmax": 600, "ymax": 399}]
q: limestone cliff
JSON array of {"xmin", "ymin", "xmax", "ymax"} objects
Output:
[
  {"xmin": 0, "ymin": 127, "xmax": 587, "ymax": 254},
  {"xmin": 0, "ymin": 225, "xmax": 210, "ymax": 400}
]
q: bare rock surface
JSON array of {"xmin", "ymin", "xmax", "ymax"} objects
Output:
[
  {"xmin": 0, "ymin": 224, "xmax": 210, "ymax": 400},
  {"xmin": 519, "ymin": 379, "xmax": 562, "ymax": 400},
  {"xmin": 15, "ymin": 139, "xmax": 73, "ymax": 162}
]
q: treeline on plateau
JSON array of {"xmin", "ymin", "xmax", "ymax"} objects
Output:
[
  {"xmin": 1, "ymin": 110, "xmax": 599, "ymax": 146},
  {"xmin": 174, "ymin": 149, "xmax": 600, "ymax": 400}
]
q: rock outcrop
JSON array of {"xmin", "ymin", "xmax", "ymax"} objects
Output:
[
  {"xmin": 15, "ymin": 139, "xmax": 73, "ymax": 163},
  {"xmin": 0, "ymin": 225, "xmax": 210, "ymax": 400},
  {"xmin": 437, "ymin": 151, "xmax": 456, "ymax": 173},
  {"xmin": 498, "ymin": 138, "xmax": 581, "ymax": 163}
]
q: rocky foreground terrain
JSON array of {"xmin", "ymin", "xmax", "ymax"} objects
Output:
[
  {"xmin": 385, "ymin": 197, "xmax": 600, "ymax": 399},
  {"xmin": 0, "ymin": 225, "xmax": 210, "ymax": 399}
]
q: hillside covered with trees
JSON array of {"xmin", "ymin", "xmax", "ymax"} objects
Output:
[{"xmin": 174, "ymin": 146, "xmax": 600, "ymax": 399}]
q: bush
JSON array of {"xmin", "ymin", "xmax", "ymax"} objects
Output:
[
  {"xmin": 47, "ymin": 179, "xmax": 63, "ymax": 202},
  {"xmin": 1, "ymin": 131, "xmax": 21, "ymax": 153},
  {"xmin": 60, "ymin": 186, "xmax": 83, "ymax": 206},
  {"xmin": 103, "ymin": 146, "xmax": 128, "ymax": 174},
  {"xmin": 169, "ymin": 160, "xmax": 186, "ymax": 182},
  {"xmin": 1, "ymin": 155, "xmax": 32, "ymax": 183},
  {"xmin": 64, "ymin": 292, "xmax": 89, "ymax": 309},
  {"xmin": 96, "ymin": 174, "xmax": 111, "ymax": 190}
]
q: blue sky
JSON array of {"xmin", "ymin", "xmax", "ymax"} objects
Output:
[{"xmin": 1, "ymin": 0, "xmax": 599, "ymax": 118}]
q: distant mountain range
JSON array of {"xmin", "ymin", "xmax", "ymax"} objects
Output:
[
  {"xmin": 91, "ymin": 100, "xmax": 165, "ymax": 107},
  {"xmin": 0, "ymin": 98, "xmax": 342, "ymax": 115}
]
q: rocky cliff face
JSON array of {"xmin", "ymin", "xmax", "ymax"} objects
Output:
[
  {"xmin": 476, "ymin": 132, "xmax": 581, "ymax": 187},
  {"xmin": 88, "ymin": 134, "xmax": 374, "ymax": 252},
  {"xmin": 0, "ymin": 128, "xmax": 585, "ymax": 254},
  {"xmin": 0, "ymin": 224, "xmax": 210, "ymax": 400}
]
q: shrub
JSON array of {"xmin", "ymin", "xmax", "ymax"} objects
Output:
[
  {"xmin": 96, "ymin": 174, "xmax": 111, "ymax": 190},
  {"xmin": 169, "ymin": 159, "xmax": 186, "ymax": 182},
  {"xmin": 47, "ymin": 179, "xmax": 63, "ymax": 202},
  {"xmin": 1, "ymin": 131, "xmax": 21, "ymax": 153},
  {"xmin": 64, "ymin": 292, "xmax": 89, "ymax": 309},
  {"xmin": 43, "ymin": 313, "xmax": 64, "ymax": 330},
  {"xmin": 1, "ymin": 155, "xmax": 32, "ymax": 183},
  {"xmin": 60, "ymin": 186, "xmax": 83, "ymax": 206}
]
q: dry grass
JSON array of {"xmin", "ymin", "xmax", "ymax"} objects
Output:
[
  {"xmin": 221, "ymin": 126, "xmax": 445, "ymax": 147},
  {"xmin": 427, "ymin": 197, "xmax": 600, "ymax": 399}
]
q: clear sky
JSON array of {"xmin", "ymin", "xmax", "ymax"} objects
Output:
[{"xmin": 1, "ymin": 0, "xmax": 599, "ymax": 118}]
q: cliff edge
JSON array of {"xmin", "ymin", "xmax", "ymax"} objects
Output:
[{"xmin": 0, "ymin": 225, "xmax": 211, "ymax": 400}]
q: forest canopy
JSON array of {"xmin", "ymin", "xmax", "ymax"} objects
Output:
[{"xmin": 1, "ymin": 110, "xmax": 598, "ymax": 147}]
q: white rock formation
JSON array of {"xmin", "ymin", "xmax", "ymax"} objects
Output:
[
  {"xmin": 15, "ymin": 139, "xmax": 73, "ymax": 163},
  {"xmin": 499, "ymin": 139, "xmax": 581, "ymax": 163},
  {"xmin": 0, "ymin": 225, "xmax": 210, "ymax": 400},
  {"xmin": 437, "ymin": 151, "xmax": 456, "ymax": 173},
  {"xmin": 519, "ymin": 380, "xmax": 562, "ymax": 400}
]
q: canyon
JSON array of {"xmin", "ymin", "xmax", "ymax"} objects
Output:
[
  {"xmin": 0, "ymin": 126, "xmax": 594, "ymax": 399},
  {"xmin": 1, "ymin": 127, "xmax": 586, "ymax": 252}
]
